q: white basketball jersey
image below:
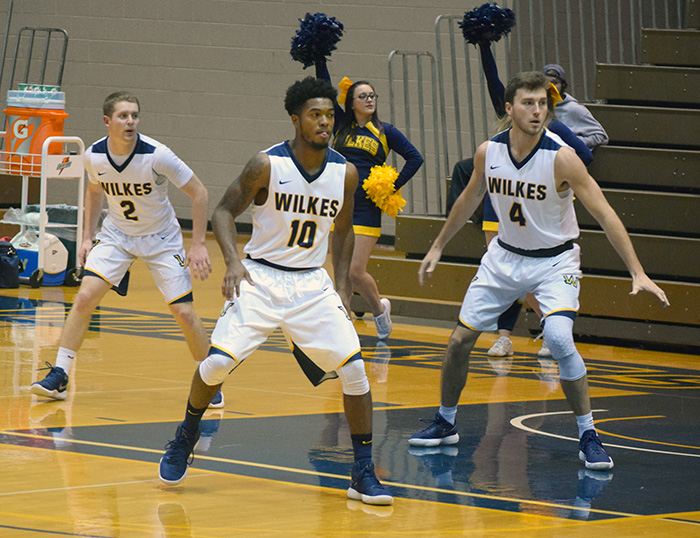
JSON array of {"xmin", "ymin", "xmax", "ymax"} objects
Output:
[
  {"xmin": 244, "ymin": 141, "xmax": 346, "ymax": 269},
  {"xmin": 485, "ymin": 129, "xmax": 579, "ymax": 250},
  {"xmin": 85, "ymin": 134, "xmax": 193, "ymax": 236}
]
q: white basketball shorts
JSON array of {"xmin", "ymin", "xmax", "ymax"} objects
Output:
[
  {"xmin": 459, "ymin": 239, "xmax": 582, "ymax": 331},
  {"xmin": 84, "ymin": 221, "xmax": 193, "ymax": 304},
  {"xmin": 210, "ymin": 258, "xmax": 361, "ymax": 373}
]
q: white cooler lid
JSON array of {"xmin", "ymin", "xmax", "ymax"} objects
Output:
[{"xmin": 6, "ymin": 90, "xmax": 65, "ymax": 110}]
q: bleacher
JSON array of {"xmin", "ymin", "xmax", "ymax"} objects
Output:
[{"xmin": 353, "ymin": 3, "xmax": 700, "ymax": 351}]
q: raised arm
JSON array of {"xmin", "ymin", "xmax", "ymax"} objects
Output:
[
  {"xmin": 418, "ymin": 141, "xmax": 488, "ymax": 285},
  {"xmin": 211, "ymin": 152, "xmax": 270, "ymax": 300},
  {"xmin": 555, "ymin": 147, "xmax": 668, "ymax": 306},
  {"xmin": 478, "ymin": 42, "xmax": 506, "ymax": 118},
  {"xmin": 331, "ymin": 161, "xmax": 359, "ymax": 312},
  {"xmin": 315, "ymin": 59, "xmax": 345, "ymax": 131},
  {"xmin": 179, "ymin": 173, "xmax": 212, "ymax": 281}
]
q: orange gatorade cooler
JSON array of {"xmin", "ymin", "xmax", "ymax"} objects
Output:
[{"xmin": 4, "ymin": 89, "xmax": 68, "ymax": 176}]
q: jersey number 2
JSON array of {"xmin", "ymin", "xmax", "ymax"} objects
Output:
[
  {"xmin": 287, "ymin": 219, "xmax": 316, "ymax": 248},
  {"xmin": 120, "ymin": 200, "xmax": 139, "ymax": 221}
]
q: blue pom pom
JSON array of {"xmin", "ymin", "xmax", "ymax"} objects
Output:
[
  {"xmin": 290, "ymin": 13, "xmax": 344, "ymax": 69},
  {"xmin": 459, "ymin": 3, "xmax": 515, "ymax": 45}
]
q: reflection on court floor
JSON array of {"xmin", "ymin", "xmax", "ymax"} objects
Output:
[{"xmin": 2, "ymin": 291, "xmax": 699, "ymax": 537}]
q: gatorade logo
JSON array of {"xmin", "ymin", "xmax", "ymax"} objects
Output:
[
  {"xmin": 9, "ymin": 116, "xmax": 39, "ymax": 154},
  {"xmin": 12, "ymin": 119, "xmax": 30, "ymax": 139},
  {"xmin": 56, "ymin": 156, "xmax": 72, "ymax": 175}
]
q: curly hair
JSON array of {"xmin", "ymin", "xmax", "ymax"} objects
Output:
[
  {"xmin": 103, "ymin": 91, "xmax": 140, "ymax": 118},
  {"xmin": 284, "ymin": 76, "xmax": 337, "ymax": 116}
]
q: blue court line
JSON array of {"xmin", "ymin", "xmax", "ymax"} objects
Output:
[{"xmin": 0, "ymin": 524, "xmax": 111, "ymax": 537}]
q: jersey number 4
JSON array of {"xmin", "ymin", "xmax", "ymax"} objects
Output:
[
  {"xmin": 287, "ymin": 219, "xmax": 316, "ymax": 248},
  {"xmin": 509, "ymin": 202, "xmax": 527, "ymax": 227}
]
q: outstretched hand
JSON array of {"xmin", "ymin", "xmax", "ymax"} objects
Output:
[{"xmin": 630, "ymin": 273, "xmax": 670, "ymax": 307}]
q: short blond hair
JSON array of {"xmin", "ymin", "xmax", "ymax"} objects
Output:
[{"xmin": 103, "ymin": 91, "xmax": 140, "ymax": 118}]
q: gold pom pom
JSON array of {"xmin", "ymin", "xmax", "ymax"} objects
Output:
[
  {"xmin": 363, "ymin": 164, "xmax": 406, "ymax": 218},
  {"xmin": 381, "ymin": 190, "xmax": 407, "ymax": 218}
]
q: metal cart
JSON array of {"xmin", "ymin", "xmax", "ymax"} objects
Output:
[{"xmin": 0, "ymin": 135, "xmax": 85, "ymax": 287}]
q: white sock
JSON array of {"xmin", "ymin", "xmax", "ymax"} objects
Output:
[
  {"xmin": 439, "ymin": 405, "xmax": 458, "ymax": 425},
  {"xmin": 55, "ymin": 347, "xmax": 76, "ymax": 375},
  {"xmin": 576, "ymin": 412, "xmax": 595, "ymax": 438}
]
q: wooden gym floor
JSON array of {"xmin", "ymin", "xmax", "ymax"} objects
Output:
[{"xmin": 1, "ymin": 234, "xmax": 698, "ymax": 537}]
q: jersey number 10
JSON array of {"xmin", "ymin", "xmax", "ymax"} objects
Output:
[{"xmin": 287, "ymin": 219, "xmax": 317, "ymax": 249}]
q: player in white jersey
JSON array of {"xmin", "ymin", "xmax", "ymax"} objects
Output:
[
  {"xmin": 409, "ymin": 72, "xmax": 669, "ymax": 471},
  {"xmin": 158, "ymin": 77, "xmax": 392, "ymax": 506},
  {"xmin": 31, "ymin": 91, "xmax": 222, "ymax": 407}
]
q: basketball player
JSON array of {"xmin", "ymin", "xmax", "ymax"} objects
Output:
[
  {"xmin": 31, "ymin": 91, "xmax": 223, "ymax": 408},
  {"xmin": 409, "ymin": 72, "xmax": 669, "ymax": 471},
  {"xmin": 158, "ymin": 77, "xmax": 392, "ymax": 506}
]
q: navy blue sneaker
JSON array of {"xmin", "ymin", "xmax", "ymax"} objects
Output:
[
  {"xmin": 208, "ymin": 389, "xmax": 224, "ymax": 409},
  {"xmin": 347, "ymin": 462, "xmax": 393, "ymax": 505},
  {"xmin": 578, "ymin": 429, "xmax": 614, "ymax": 470},
  {"xmin": 30, "ymin": 363, "xmax": 68, "ymax": 400},
  {"xmin": 408, "ymin": 412, "xmax": 459, "ymax": 447},
  {"xmin": 159, "ymin": 424, "xmax": 200, "ymax": 485}
]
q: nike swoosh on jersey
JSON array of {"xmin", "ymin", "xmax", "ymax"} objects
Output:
[
  {"xmin": 489, "ymin": 165, "xmax": 500, "ymax": 169},
  {"xmin": 98, "ymin": 171, "xmax": 108, "ymax": 175},
  {"xmin": 279, "ymin": 179, "xmax": 295, "ymax": 185}
]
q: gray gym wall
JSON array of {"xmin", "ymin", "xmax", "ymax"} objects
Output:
[{"xmin": 0, "ymin": 0, "xmax": 475, "ymax": 227}]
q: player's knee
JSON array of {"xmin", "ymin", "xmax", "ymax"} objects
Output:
[
  {"xmin": 199, "ymin": 353, "xmax": 236, "ymax": 386},
  {"xmin": 337, "ymin": 357, "xmax": 370, "ymax": 396},
  {"xmin": 449, "ymin": 325, "xmax": 479, "ymax": 350},
  {"xmin": 555, "ymin": 351, "xmax": 587, "ymax": 381},
  {"xmin": 543, "ymin": 315, "xmax": 586, "ymax": 381},
  {"xmin": 73, "ymin": 281, "xmax": 108, "ymax": 312},
  {"xmin": 543, "ymin": 315, "xmax": 576, "ymax": 357},
  {"xmin": 169, "ymin": 303, "xmax": 197, "ymax": 325},
  {"xmin": 348, "ymin": 264, "xmax": 364, "ymax": 285}
]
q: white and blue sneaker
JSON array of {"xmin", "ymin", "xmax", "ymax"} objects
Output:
[
  {"xmin": 31, "ymin": 363, "xmax": 68, "ymax": 400},
  {"xmin": 347, "ymin": 461, "xmax": 393, "ymax": 505},
  {"xmin": 579, "ymin": 429, "xmax": 614, "ymax": 470},
  {"xmin": 408, "ymin": 412, "xmax": 459, "ymax": 447},
  {"xmin": 374, "ymin": 298, "xmax": 393, "ymax": 340}
]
